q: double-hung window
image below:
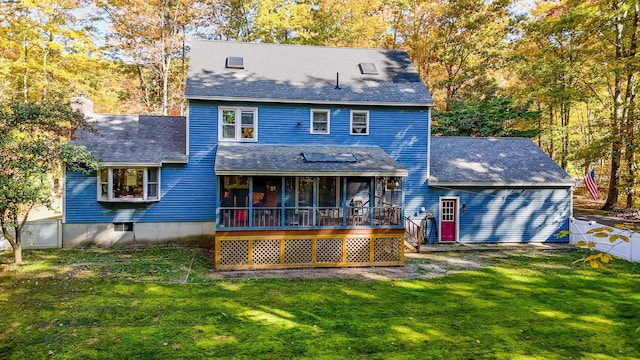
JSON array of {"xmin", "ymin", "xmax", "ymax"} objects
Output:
[
  {"xmin": 310, "ymin": 109, "xmax": 330, "ymax": 134},
  {"xmin": 98, "ymin": 167, "xmax": 160, "ymax": 202},
  {"xmin": 219, "ymin": 107, "xmax": 258, "ymax": 141},
  {"xmin": 350, "ymin": 110, "xmax": 369, "ymax": 135}
]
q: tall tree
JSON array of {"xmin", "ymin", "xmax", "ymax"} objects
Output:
[
  {"xmin": 311, "ymin": 0, "xmax": 392, "ymax": 48},
  {"xmin": 400, "ymin": 0, "xmax": 512, "ymax": 109},
  {"xmin": 0, "ymin": 0, "xmax": 97, "ymax": 102},
  {"xmin": 514, "ymin": 0, "xmax": 592, "ymax": 169},
  {"xmin": 250, "ymin": 0, "xmax": 314, "ymax": 44},
  {"xmin": 432, "ymin": 95, "xmax": 540, "ymax": 137},
  {"xmin": 0, "ymin": 96, "xmax": 100, "ymax": 265},
  {"xmin": 578, "ymin": 0, "xmax": 640, "ymax": 210},
  {"xmin": 202, "ymin": 0, "xmax": 257, "ymax": 41},
  {"xmin": 97, "ymin": 0, "xmax": 208, "ymax": 115}
]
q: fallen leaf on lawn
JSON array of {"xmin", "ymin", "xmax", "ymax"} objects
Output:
[
  {"xmin": 47, "ymin": 350, "xmax": 54, "ymax": 356},
  {"xmin": 476, "ymin": 339, "xmax": 480, "ymax": 344},
  {"xmin": 172, "ymin": 343, "xmax": 181, "ymax": 350},
  {"xmin": 131, "ymin": 300, "xmax": 140, "ymax": 306},
  {"xmin": 214, "ymin": 334, "xmax": 233, "ymax": 342},
  {"xmin": 5, "ymin": 322, "xmax": 20, "ymax": 334},
  {"xmin": 86, "ymin": 338, "xmax": 99, "ymax": 345}
]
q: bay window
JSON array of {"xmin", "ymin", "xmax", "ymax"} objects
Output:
[{"xmin": 98, "ymin": 167, "xmax": 160, "ymax": 202}]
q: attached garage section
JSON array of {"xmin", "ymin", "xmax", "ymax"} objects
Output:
[{"xmin": 426, "ymin": 137, "xmax": 575, "ymax": 243}]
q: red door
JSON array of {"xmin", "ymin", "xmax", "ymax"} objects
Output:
[{"xmin": 440, "ymin": 199, "xmax": 457, "ymax": 242}]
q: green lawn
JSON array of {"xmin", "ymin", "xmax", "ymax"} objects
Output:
[{"xmin": 1, "ymin": 248, "xmax": 639, "ymax": 359}]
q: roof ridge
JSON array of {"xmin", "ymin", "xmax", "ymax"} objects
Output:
[{"xmin": 190, "ymin": 38, "xmax": 403, "ymax": 53}]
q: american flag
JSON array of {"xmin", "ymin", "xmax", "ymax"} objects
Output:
[{"xmin": 584, "ymin": 169, "xmax": 599, "ymax": 200}]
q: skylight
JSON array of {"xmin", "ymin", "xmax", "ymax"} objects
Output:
[
  {"xmin": 359, "ymin": 62, "xmax": 378, "ymax": 75},
  {"xmin": 303, "ymin": 152, "xmax": 358, "ymax": 163},
  {"xmin": 226, "ymin": 56, "xmax": 244, "ymax": 69}
]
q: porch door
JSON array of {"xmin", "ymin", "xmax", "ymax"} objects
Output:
[{"xmin": 440, "ymin": 199, "xmax": 457, "ymax": 242}]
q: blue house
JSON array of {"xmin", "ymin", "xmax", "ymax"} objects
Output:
[{"xmin": 63, "ymin": 40, "xmax": 574, "ymax": 269}]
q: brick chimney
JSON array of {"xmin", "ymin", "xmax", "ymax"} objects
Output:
[{"xmin": 70, "ymin": 92, "xmax": 94, "ymax": 115}]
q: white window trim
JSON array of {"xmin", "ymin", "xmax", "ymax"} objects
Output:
[
  {"xmin": 310, "ymin": 109, "xmax": 330, "ymax": 135},
  {"xmin": 97, "ymin": 167, "xmax": 161, "ymax": 203},
  {"xmin": 350, "ymin": 110, "xmax": 369, "ymax": 135},
  {"xmin": 218, "ymin": 106, "xmax": 258, "ymax": 142}
]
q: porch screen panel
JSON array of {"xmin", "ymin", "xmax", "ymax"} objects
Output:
[
  {"xmin": 317, "ymin": 177, "xmax": 339, "ymax": 207},
  {"xmin": 346, "ymin": 177, "xmax": 370, "ymax": 206}
]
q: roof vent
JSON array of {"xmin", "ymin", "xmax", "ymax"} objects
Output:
[
  {"xmin": 226, "ymin": 56, "xmax": 244, "ymax": 69},
  {"xmin": 359, "ymin": 62, "xmax": 378, "ymax": 75}
]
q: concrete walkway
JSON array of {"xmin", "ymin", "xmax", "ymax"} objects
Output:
[{"xmin": 417, "ymin": 242, "xmax": 576, "ymax": 253}]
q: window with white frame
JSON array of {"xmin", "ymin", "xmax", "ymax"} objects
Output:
[
  {"xmin": 310, "ymin": 109, "xmax": 330, "ymax": 134},
  {"xmin": 350, "ymin": 110, "xmax": 369, "ymax": 135},
  {"xmin": 98, "ymin": 167, "xmax": 160, "ymax": 202},
  {"xmin": 219, "ymin": 107, "xmax": 257, "ymax": 141}
]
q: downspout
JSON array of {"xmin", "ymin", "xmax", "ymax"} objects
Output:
[{"xmin": 426, "ymin": 106, "xmax": 432, "ymax": 181}]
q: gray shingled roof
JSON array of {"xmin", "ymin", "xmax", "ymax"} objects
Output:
[
  {"xmin": 186, "ymin": 40, "xmax": 433, "ymax": 106},
  {"xmin": 74, "ymin": 114, "xmax": 187, "ymax": 165},
  {"xmin": 430, "ymin": 137, "xmax": 575, "ymax": 186},
  {"xmin": 215, "ymin": 144, "xmax": 408, "ymax": 176}
]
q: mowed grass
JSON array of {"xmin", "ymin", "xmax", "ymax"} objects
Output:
[{"xmin": 1, "ymin": 248, "xmax": 639, "ymax": 359}]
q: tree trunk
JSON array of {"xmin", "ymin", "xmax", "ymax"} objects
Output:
[
  {"xmin": 603, "ymin": 140, "xmax": 622, "ymax": 210},
  {"xmin": 1, "ymin": 218, "xmax": 22, "ymax": 266},
  {"xmin": 23, "ymin": 39, "xmax": 28, "ymax": 102},
  {"xmin": 602, "ymin": 9, "xmax": 627, "ymax": 211},
  {"xmin": 561, "ymin": 100, "xmax": 570, "ymax": 170},
  {"xmin": 624, "ymin": 2, "xmax": 639, "ymax": 208},
  {"xmin": 603, "ymin": 75, "xmax": 623, "ymax": 210},
  {"xmin": 13, "ymin": 243, "xmax": 22, "ymax": 265}
]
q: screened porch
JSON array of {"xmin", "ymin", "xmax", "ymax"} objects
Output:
[{"xmin": 218, "ymin": 175, "xmax": 404, "ymax": 229}]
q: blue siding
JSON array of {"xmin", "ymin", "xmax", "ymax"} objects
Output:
[
  {"xmin": 422, "ymin": 187, "xmax": 572, "ymax": 243},
  {"xmin": 210, "ymin": 102, "xmax": 430, "ymax": 217},
  {"xmin": 67, "ymin": 99, "xmax": 571, "ymax": 243},
  {"xmin": 65, "ymin": 101, "xmax": 217, "ymax": 223}
]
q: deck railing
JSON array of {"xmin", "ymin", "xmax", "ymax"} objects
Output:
[
  {"xmin": 404, "ymin": 216, "xmax": 422, "ymax": 252},
  {"xmin": 219, "ymin": 206, "xmax": 403, "ymax": 229}
]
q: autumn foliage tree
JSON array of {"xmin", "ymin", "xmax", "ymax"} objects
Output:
[
  {"xmin": 0, "ymin": 96, "xmax": 100, "ymax": 265},
  {"xmin": 97, "ymin": 0, "xmax": 210, "ymax": 115}
]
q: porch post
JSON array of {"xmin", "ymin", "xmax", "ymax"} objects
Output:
[
  {"xmin": 370, "ymin": 177, "xmax": 375, "ymax": 225},
  {"xmin": 248, "ymin": 177, "xmax": 253, "ymax": 228},
  {"xmin": 281, "ymin": 177, "xmax": 286, "ymax": 227},
  {"xmin": 312, "ymin": 177, "xmax": 317, "ymax": 227},
  {"xmin": 216, "ymin": 175, "xmax": 221, "ymax": 228},
  {"xmin": 342, "ymin": 177, "xmax": 347, "ymax": 227}
]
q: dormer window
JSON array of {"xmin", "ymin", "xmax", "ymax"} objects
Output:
[
  {"xmin": 359, "ymin": 62, "xmax": 378, "ymax": 75},
  {"xmin": 226, "ymin": 56, "xmax": 244, "ymax": 69}
]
